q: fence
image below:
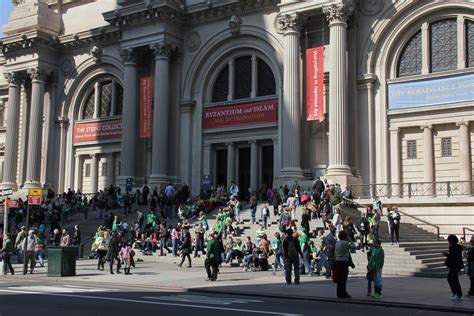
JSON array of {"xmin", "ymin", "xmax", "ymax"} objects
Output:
[{"xmin": 351, "ymin": 181, "xmax": 474, "ymax": 199}]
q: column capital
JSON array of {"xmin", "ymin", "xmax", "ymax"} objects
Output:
[
  {"xmin": 119, "ymin": 47, "xmax": 137, "ymax": 65},
  {"xmin": 456, "ymin": 121, "xmax": 470, "ymax": 127},
  {"xmin": 420, "ymin": 124, "xmax": 433, "ymax": 130},
  {"xmin": 4, "ymin": 71, "xmax": 22, "ymax": 86},
  {"xmin": 389, "ymin": 126, "xmax": 401, "ymax": 133},
  {"xmin": 225, "ymin": 142, "xmax": 234, "ymax": 147},
  {"xmin": 150, "ymin": 42, "xmax": 174, "ymax": 60},
  {"xmin": 274, "ymin": 13, "xmax": 305, "ymax": 35},
  {"xmin": 248, "ymin": 139, "xmax": 257, "ymax": 145},
  {"xmin": 179, "ymin": 100, "xmax": 196, "ymax": 113},
  {"xmin": 323, "ymin": 1, "xmax": 354, "ymax": 26},
  {"xmin": 27, "ymin": 67, "xmax": 49, "ymax": 83}
]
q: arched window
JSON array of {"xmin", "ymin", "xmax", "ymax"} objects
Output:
[
  {"xmin": 468, "ymin": 20, "xmax": 474, "ymax": 67},
  {"xmin": 81, "ymin": 79, "xmax": 123, "ymax": 119},
  {"xmin": 430, "ymin": 19, "xmax": 457, "ymax": 72},
  {"xmin": 398, "ymin": 31, "xmax": 422, "ymax": 77},
  {"xmin": 211, "ymin": 55, "xmax": 276, "ymax": 103}
]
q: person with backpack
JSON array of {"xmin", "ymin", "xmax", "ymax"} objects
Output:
[
  {"xmin": 272, "ymin": 232, "xmax": 284, "ymax": 274},
  {"xmin": 444, "ymin": 234, "xmax": 464, "ymax": 301},
  {"xmin": 369, "ymin": 239, "xmax": 385, "ymax": 298},
  {"xmin": 283, "ymin": 228, "xmax": 303, "ymax": 285}
]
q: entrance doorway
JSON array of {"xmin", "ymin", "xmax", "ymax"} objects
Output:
[
  {"xmin": 238, "ymin": 147, "xmax": 251, "ymax": 200},
  {"xmin": 215, "ymin": 149, "xmax": 227, "ymax": 187},
  {"xmin": 261, "ymin": 145, "xmax": 274, "ymax": 189}
]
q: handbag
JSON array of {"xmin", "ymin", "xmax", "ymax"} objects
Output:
[{"xmin": 366, "ymin": 270, "xmax": 374, "ymax": 281}]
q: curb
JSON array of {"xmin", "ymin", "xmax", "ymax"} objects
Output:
[{"xmin": 188, "ymin": 287, "xmax": 474, "ymax": 314}]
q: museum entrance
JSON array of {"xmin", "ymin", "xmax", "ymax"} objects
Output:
[
  {"xmin": 215, "ymin": 148, "xmax": 228, "ymax": 188},
  {"xmin": 238, "ymin": 147, "xmax": 251, "ymax": 201}
]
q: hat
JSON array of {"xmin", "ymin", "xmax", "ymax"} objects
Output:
[
  {"xmin": 286, "ymin": 228, "xmax": 293, "ymax": 235},
  {"xmin": 300, "ymin": 227, "xmax": 306, "ymax": 232},
  {"xmin": 330, "ymin": 227, "xmax": 336, "ymax": 233}
]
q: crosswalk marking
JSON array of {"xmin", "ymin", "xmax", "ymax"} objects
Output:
[
  {"xmin": 142, "ymin": 294, "xmax": 263, "ymax": 305},
  {"xmin": 6, "ymin": 285, "xmax": 115, "ymax": 294}
]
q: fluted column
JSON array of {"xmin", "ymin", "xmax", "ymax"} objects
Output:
[
  {"xmin": 74, "ymin": 154, "xmax": 83, "ymax": 191},
  {"xmin": 226, "ymin": 142, "xmax": 235, "ymax": 187},
  {"xmin": 389, "ymin": 127, "xmax": 401, "ymax": 197},
  {"xmin": 1, "ymin": 72, "xmax": 22, "ymax": 190},
  {"xmin": 421, "ymin": 124, "xmax": 435, "ymax": 196},
  {"xmin": 275, "ymin": 13, "xmax": 304, "ymax": 180},
  {"xmin": 179, "ymin": 101, "xmax": 195, "ymax": 186},
  {"xmin": 119, "ymin": 48, "xmax": 138, "ymax": 185},
  {"xmin": 107, "ymin": 153, "xmax": 115, "ymax": 187},
  {"xmin": 324, "ymin": 2, "xmax": 353, "ymax": 177},
  {"xmin": 90, "ymin": 154, "xmax": 99, "ymax": 194},
  {"xmin": 457, "ymin": 121, "xmax": 472, "ymax": 193},
  {"xmin": 250, "ymin": 140, "xmax": 258, "ymax": 192},
  {"xmin": 150, "ymin": 42, "xmax": 173, "ymax": 187},
  {"xmin": 24, "ymin": 67, "xmax": 48, "ymax": 189}
]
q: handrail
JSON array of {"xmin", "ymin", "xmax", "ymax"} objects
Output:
[
  {"xmin": 463, "ymin": 227, "xmax": 474, "ymax": 241},
  {"xmin": 343, "ymin": 197, "xmax": 441, "ymax": 241}
]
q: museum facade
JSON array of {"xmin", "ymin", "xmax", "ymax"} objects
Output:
[{"xmin": 0, "ymin": 0, "xmax": 473, "ymax": 199}]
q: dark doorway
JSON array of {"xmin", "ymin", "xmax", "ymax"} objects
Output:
[
  {"xmin": 238, "ymin": 147, "xmax": 251, "ymax": 201},
  {"xmin": 215, "ymin": 149, "xmax": 227, "ymax": 188},
  {"xmin": 261, "ymin": 145, "xmax": 274, "ymax": 189}
]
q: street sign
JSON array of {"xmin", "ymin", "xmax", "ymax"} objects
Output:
[
  {"xmin": 28, "ymin": 188, "xmax": 43, "ymax": 196},
  {"xmin": 201, "ymin": 175, "xmax": 212, "ymax": 191},
  {"xmin": 6, "ymin": 200, "xmax": 18, "ymax": 208},
  {"xmin": 0, "ymin": 188, "xmax": 13, "ymax": 196},
  {"xmin": 28, "ymin": 196, "xmax": 42, "ymax": 205},
  {"xmin": 126, "ymin": 178, "xmax": 133, "ymax": 192}
]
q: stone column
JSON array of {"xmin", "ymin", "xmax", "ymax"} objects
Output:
[
  {"xmin": 24, "ymin": 68, "xmax": 48, "ymax": 189},
  {"xmin": 119, "ymin": 48, "xmax": 138, "ymax": 185},
  {"xmin": 457, "ymin": 121, "xmax": 472, "ymax": 193},
  {"xmin": 275, "ymin": 13, "xmax": 304, "ymax": 180},
  {"xmin": 421, "ymin": 124, "xmax": 435, "ymax": 195},
  {"xmin": 90, "ymin": 154, "xmax": 99, "ymax": 194},
  {"xmin": 389, "ymin": 127, "xmax": 401, "ymax": 197},
  {"xmin": 107, "ymin": 153, "xmax": 116, "ymax": 187},
  {"xmin": 250, "ymin": 140, "xmax": 258, "ymax": 192},
  {"xmin": 272, "ymin": 137, "xmax": 279, "ymax": 180},
  {"xmin": 93, "ymin": 81, "xmax": 101, "ymax": 118},
  {"xmin": 226, "ymin": 142, "xmax": 235, "ymax": 187},
  {"xmin": 324, "ymin": 2, "xmax": 354, "ymax": 180},
  {"xmin": 57, "ymin": 117, "xmax": 69, "ymax": 192},
  {"xmin": 42, "ymin": 75, "xmax": 57, "ymax": 189},
  {"xmin": 74, "ymin": 154, "xmax": 83, "ymax": 191},
  {"xmin": 1, "ymin": 72, "xmax": 22, "ymax": 190},
  {"xmin": 179, "ymin": 101, "xmax": 195, "ymax": 186},
  {"xmin": 150, "ymin": 42, "xmax": 173, "ymax": 187}
]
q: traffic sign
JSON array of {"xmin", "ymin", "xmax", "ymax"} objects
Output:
[
  {"xmin": 6, "ymin": 200, "xmax": 19, "ymax": 208},
  {"xmin": 0, "ymin": 188, "xmax": 13, "ymax": 196},
  {"xmin": 28, "ymin": 188, "xmax": 43, "ymax": 196},
  {"xmin": 28, "ymin": 196, "xmax": 42, "ymax": 205}
]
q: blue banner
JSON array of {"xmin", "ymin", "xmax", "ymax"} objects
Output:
[{"xmin": 388, "ymin": 72, "xmax": 474, "ymax": 110}]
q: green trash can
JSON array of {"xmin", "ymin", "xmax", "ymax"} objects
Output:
[{"xmin": 47, "ymin": 246, "xmax": 77, "ymax": 277}]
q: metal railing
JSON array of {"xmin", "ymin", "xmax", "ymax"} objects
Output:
[
  {"xmin": 343, "ymin": 197, "xmax": 441, "ymax": 241},
  {"xmin": 351, "ymin": 181, "xmax": 474, "ymax": 199},
  {"xmin": 463, "ymin": 227, "xmax": 474, "ymax": 241}
]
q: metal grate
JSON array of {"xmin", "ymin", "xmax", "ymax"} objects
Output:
[
  {"xmin": 257, "ymin": 58, "xmax": 276, "ymax": 97},
  {"xmin": 441, "ymin": 137, "xmax": 452, "ymax": 157},
  {"xmin": 407, "ymin": 140, "xmax": 417, "ymax": 159},
  {"xmin": 468, "ymin": 20, "xmax": 474, "ymax": 67},
  {"xmin": 212, "ymin": 64, "xmax": 229, "ymax": 102},
  {"xmin": 99, "ymin": 81, "xmax": 112, "ymax": 117},
  {"xmin": 234, "ymin": 56, "xmax": 252, "ymax": 100},
  {"xmin": 83, "ymin": 91, "xmax": 95, "ymax": 119},
  {"xmin": 398, "ymin": 31, "xmax": 422, "ymax": 77},
  {"xmin": 430, "ymin": 19, "xmax": 457, "ymax": 72}
]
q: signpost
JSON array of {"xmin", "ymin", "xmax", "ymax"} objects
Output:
[
  {"xmin": 126, "ymin": 178, "xmax": 133, "ymax": 193},
  {"xmin": 23, "ymin": 188, "xmax": 43, "ymax": 274},
  {"xmin": 0, "ymin": 188, "xmax": 13, "ymax": 240}
]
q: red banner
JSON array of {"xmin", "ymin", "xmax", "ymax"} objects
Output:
[
  {"xmin": 6, "ymin": 200, "xmax": 18, "ymax": 208},
  {"xmin": 28, "ymin": 196, "xmax": 41, "ymax": 205},
  {"xmin": 140, "ymin": 77, "xmax": 153, "ymax": 138},
  {"xmin": 306, "ymin": 47, "xmax": 325, "ymax": 121},
  {"xmin": 203, "ymin": 99, "xmax": 278, "ymax": 129},
  {"xmin": 73, "ymin": 119, "xmax": 122, "ymax": 143}
]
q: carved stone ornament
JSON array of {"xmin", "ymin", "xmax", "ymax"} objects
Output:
[
  {"xmin": 150, "ymin": 42, "xmax": 173, "ymax": 59},
  {"xmin": 274, "ymin": 13, "xmax": 304, "ymax": 34},
  {"xmin": 61, "ymin": 59, "xmax": 73, "ymax": 76},
  {"xmin": 119, "ymin": 47, "xmax": 137, "ymax": 64},
  {"xmin": 323, "ymin": 2, "xmax": 354, "ymax": 24},
  {"xmin": 90, "ymin": 46, "xmax": 103, "ymax": 63},
  {"xmin": 358, "ymin": 0, "xmax": 384, "ymax": 16},
  {"xmin": 27, "ymin": 67, "xmax": 49, "ymax": 82},
  {"xmin": 186, "ymin": 32, "xmax": 201, "ymax": 52},
  {"xmin": 4, "ymin": 72, "xmax": 22, "ymax": 85},
  {"xmin": 229, "ymin": 15, "xmax": 242, "ymax": 35}
]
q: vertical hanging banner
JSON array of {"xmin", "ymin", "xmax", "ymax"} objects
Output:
[
  {"xmin": 140, "ymin": 76, "xmax": 153, "ymax": 138},
  {"xmin": 306, "ymin": 47, "xmax": 325, "ymax": 121}
]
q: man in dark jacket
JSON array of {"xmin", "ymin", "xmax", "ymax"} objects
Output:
[
  {"xmin": 205, "ymin": 233, "xmax": 221, "ymax": 281},
  {"xmin": 108, "ymin": 232, "xmax": 121, "ymax": 274},
  {"xmin": 283, "ymin": 229, "xmax": 303, "ymax": 285},
  {"xmin": 313, "ymin": 177, "xmax": 325, "ymax": 196},
  {"xmin": 270, "ymin": 189, "xmax": 282, "ymax": 217}
]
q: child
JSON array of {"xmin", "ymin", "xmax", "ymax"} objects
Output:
[
  {"xmin": 369, "ymin": 239, "xmax": 385, "ymax": 298},
  {"xmin": 119, "ymin": 243, "xmax": 134, "ymax": 275}
]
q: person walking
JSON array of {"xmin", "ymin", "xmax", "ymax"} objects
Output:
[
  {"xmin": 23, "ymin": 230, "xmax": 37, "ymax": 274},
  {"xmin": 1, "ymin": 233, "xmax": 14, "ymax": 275},
  {"xmin": 34, "ymin": 231, "xmax": 46, "ymax": 268},
  {"xmin": 119, "ymin": 242, "xmax": 134, "ymax": 275},
  {"xmin": 95, "ymin": 231, "xmax": 108, "ymax": 271},
  {"xmin": 299, "ymin": 228, "xmax": 313, "ymax": 276},
  {"xmin": 282, "ymin": 228, "xmax": 303, "ymax": 285},
  {"xmin": 205, "ymin": 234, "xmax": 221, "ymax": 281},
  {"xmin": 107, "ymin": 232, "xmax": 121, "ymax": 274},
  {"xmin": 178, "ymin": 231, "xmax": 192, "ymax": 268},
  {"xmin": 444, "ymin": 234, "xmax": 464, "ymax": 301},
  {"xmin": 335, "ymin": 230, "xmax": 356, "ymax": 299},
  {"xmin": 369, "ymin": 239, "xmax": 385, "ymax": 298},
  {"xmin": 272, "ymin": 232, "xmax": 284, "ymax": 273}
]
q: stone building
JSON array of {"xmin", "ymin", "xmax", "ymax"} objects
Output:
[{"xmin": 0, "ymin": 0, "xmax": 473, "ymax": 219}]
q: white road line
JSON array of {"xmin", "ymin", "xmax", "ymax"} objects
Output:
[
  {"xmin": 0, "ymin": 289, "xmax": 302, "ymax": 316},
  {"xmin": 142, "ymin": 294, "xmax": 263, "ymax": 305},
  {"xmin": 6, "ymin": 286, "xmax": 114, "ymax": 293}
]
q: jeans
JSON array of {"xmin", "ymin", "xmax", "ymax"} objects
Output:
[
  {"xmin": 205, "ymin": 258, "xmax": 219, "ymax": 280},
  {"xmin": 371, "ymin": 225, "xmax": 379, "ymax": 240},
  {"xmin": 172, "ymin": 239, "xmax": 178, "ymax": 257},
  {"xmin": 284, "ymin": 256, "xmax": 300, "ymax": 284},
  {"xmin": 316, "ymin": 253, "xmax": 328, "ymax": 274},
  {"xmin": 274, "ymin": 253, "xmax": 284, "ymax": 271},
  {"xmin": 390, "ymin": 224, "xmax": 399, "ymax": 243},
  {"xmin": 373, "ymin": 270, "xmax": 383, "ymax": 288},
  {"xmin": 194, "ymin": 238, "xmax": 204, "ymax": 257},
  {"xmin": 2, "ymin": 252, "xmax": 14, "ymax": 274},
  {"xmin": 124, "ymin": 206, "xmax": 131, "ymax": 216},
  {"xmin": 262, "ymin": 215, "xmax": 268, "ymax": 229},
  {"xmin": 250, "ymin": 208, "xmax": 256, "ymax": 225},
  {"xmin": 301, "ymin": 252, "xmax": 313, "ymax": 274},
  {"xmin": 26, "ymin": 251, "xmax": 36, "ymax": 272},
  {"xmin": 96, "ymin": 208, "xmax": 103, "ymax": 220},
  {"xmin": 447, "ymin": 268, "xmax": 462, "ymax": 297},
  {"xmin": 336, "ymin": 261, "xmax": 349, "ymax": 298},
  {"xmin": 35, "ymin": 249, "xmax": 45, "ymax": 267}
]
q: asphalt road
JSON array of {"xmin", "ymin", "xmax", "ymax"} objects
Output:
[{"xmin": 0, "ymin": 280, "xmax": 469, "ymax": 316}]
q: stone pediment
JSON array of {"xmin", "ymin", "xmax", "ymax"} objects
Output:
[{"xmin": 3, "ymin": 0, "xmax": 61, "ymax": 36}]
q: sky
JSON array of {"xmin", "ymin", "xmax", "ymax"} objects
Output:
[{"xmin": 0, "ymin": 0, "xmax": 14, "ymax": 38}]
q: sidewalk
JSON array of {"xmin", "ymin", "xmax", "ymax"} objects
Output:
[{"xmin": 6, "ymin": 258, "xmax": 474, "ymax": 313}]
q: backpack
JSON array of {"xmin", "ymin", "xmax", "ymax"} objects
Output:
[{"xmin": 287, "ymin": 238, "xmax": 298, "ymax": 258}]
